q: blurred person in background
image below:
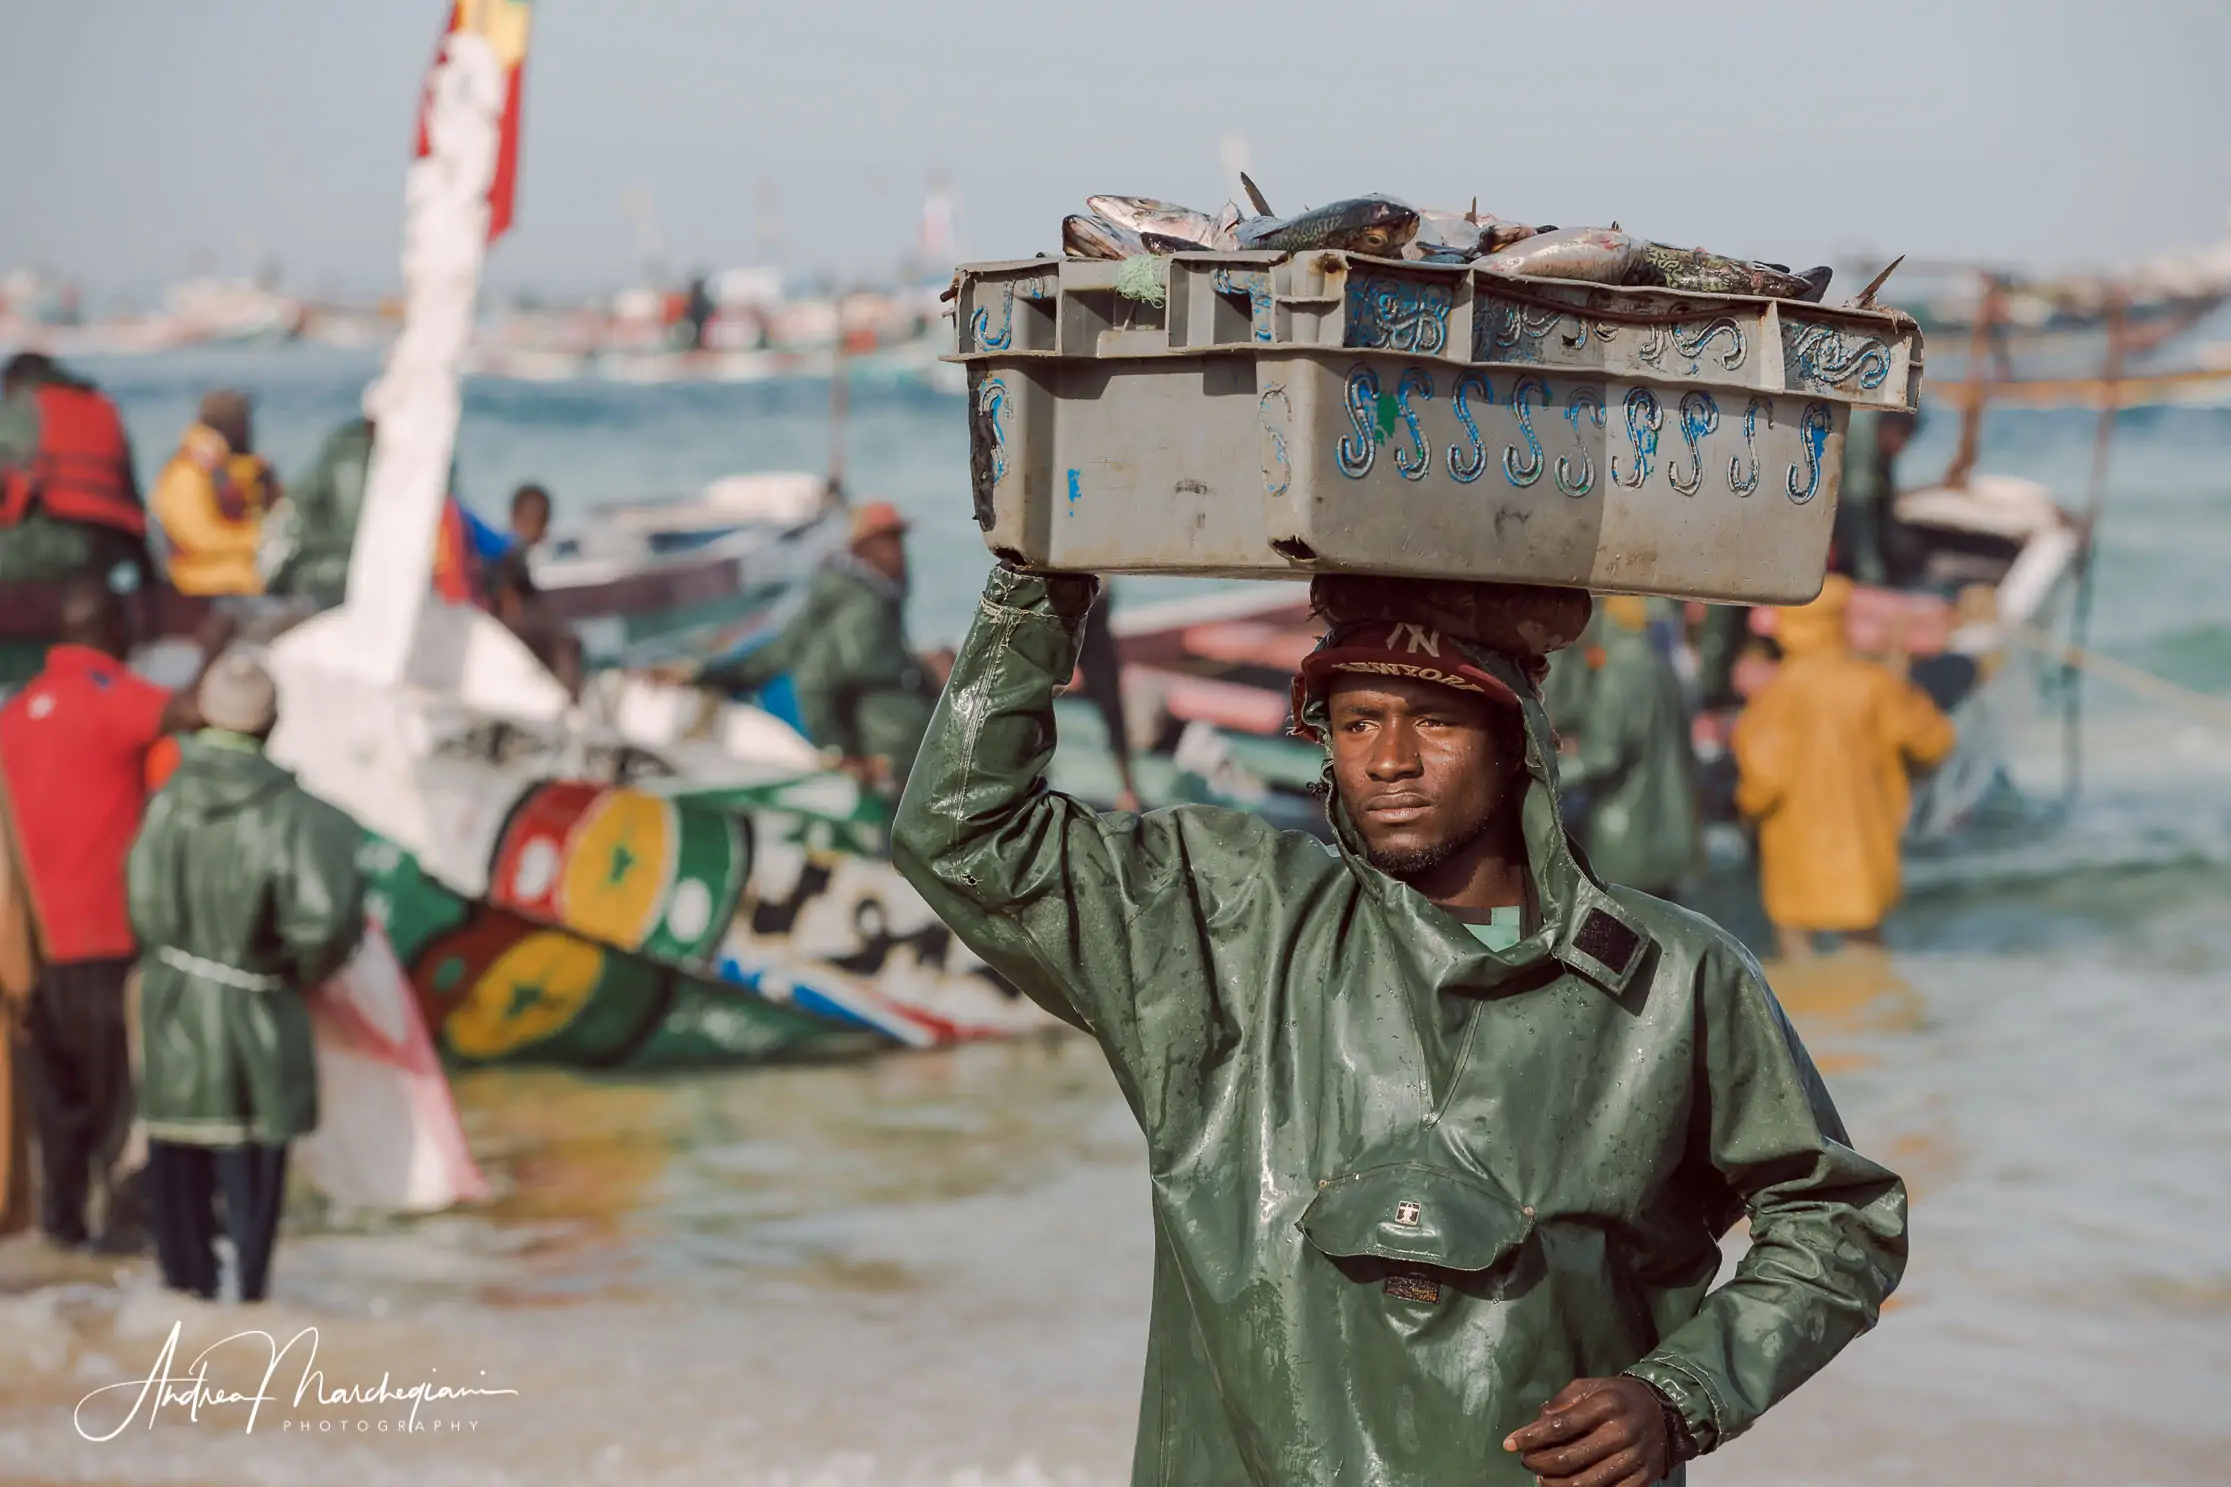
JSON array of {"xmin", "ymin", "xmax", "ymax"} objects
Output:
[
  {"xmin": 1733, "ymin": 574, "xmax": 1956, "ymax": 959},
  {"xmin": 1833, "ymin": 409, "xmax": 1924, "ymax": 589},
  {"xmin": 1555, "ymin": 595, "xmax": 1701, "ymax": 901},
  {"xmin": 262, "ymin": 408, "xmax": 374, "ymax": 605},
  {"xmin": 662, "ymin": 501, "xmax": 937, "ymax": 799},
  {"xmin": 1076, "ymin": 584, "xmax": 1142, "ymax": 811},
  {"xmin": 151, "ymin": 389, "xmax": 275, "ymax": 597},
  {"xmin": 0, "ymin": 582, "xmax": 229, "ymax": 1251},
  {"xmin": 0, "ymin": 353, "xmax": 151, "ymax": 688},
  {"xmin": 127, "ymin": 650, "xmax": 365, "ymax": 1302}
]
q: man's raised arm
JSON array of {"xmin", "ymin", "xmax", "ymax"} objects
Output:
[{"xmin": 892, "ymin": 565, "xmax": 1261, "ymax": 1069}]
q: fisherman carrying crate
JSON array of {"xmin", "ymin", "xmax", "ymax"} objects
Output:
[{"xmin": 893, "ymin": 566, "xmax": 1907, "ymax": 1487}]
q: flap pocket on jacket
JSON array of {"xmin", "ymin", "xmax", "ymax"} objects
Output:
[{"xmin": 1298, "ymin": 1162, "xmax": 1532, "ymax": 1274}]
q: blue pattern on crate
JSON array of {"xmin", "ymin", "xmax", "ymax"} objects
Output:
[
  {"xmin": 1212, "ymin": 268, "xmax": 1275, "ymax": 343},
  {"xmin": 1447, "ymin": 371, "xmax": 1492, "ymax": 484},
  {"xmin": 969, "ymin": 282, "xmax": 1016, "ymax": 351},
  {"xmin": 1504, "ymin": 376, "xmax": 1549, "ymax": 487},
  {"xmin": 1788, "ymin": 401, "xmax": 1832, "ymax": 504},
  {"xmin": 1613, "ymin": 388, "xmax": 1663, "ymax": 490},
  {"xmin": 1338, "ymin": 366, "xmax": 1381, "ymax": 478},
  {"xmin": 1640, "ymin": 317, "xmax": 1747, "ymax": 374},
  {"xmin": 1558, "ymin": 387, "xmax": 1605, "ymax": 498},
  {"xmin": 1393, "ymin": 369, "xmax": 1434, "ymax": 480},
  {"xmin": 1783, "ymin": 323, "xmax": 1892, "ymax": 392},
  {"xmin": 1347, "ymin": 275, "xmax": 1453, "ymax": 355},
  {"xmin": 1670, "ymin": 391, "xmax": 1721, "ymax": 496},
  {"xmin": 1259, "ymin": 386, "xmax": 1292, "ymax": 496},
  {"xmin": 975, "ymin": 376, "xmax": 1011, "ymax": 485},
  {"xmin": 1730, "ymin": 397, "xmax": 1770, "ymax": 496}
]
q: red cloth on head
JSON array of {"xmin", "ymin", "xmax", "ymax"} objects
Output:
[{"xmin": 1289, "ymin": 620, "xmax": 1523, "ymax": 741}]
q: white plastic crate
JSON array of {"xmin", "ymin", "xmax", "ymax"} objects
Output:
[{"xmin": 949, "ymin": 251, "xmax": 1923, "ymax": 603}]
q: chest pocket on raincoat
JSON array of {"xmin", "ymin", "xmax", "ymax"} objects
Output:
[{"xmin": 1300, "ymin": 1161, "xmax": 1535, "ymax": 1297}]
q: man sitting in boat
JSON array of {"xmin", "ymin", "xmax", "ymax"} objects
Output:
[
  {"xmin": 893, "ymin": 566, "xmax": 1907, "ymax": 1487},
  {"xmin": 150, "ymin": 390, "xmax": 274, "ymax": 597},
  {"xmin": 664, "ymin": 501, "xmax": 937, "ymax": 799}
]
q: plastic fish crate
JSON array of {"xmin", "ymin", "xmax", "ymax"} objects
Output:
[{"xmin": 947, "ymin": 250, "xmax": 1924, "ymax": 603}]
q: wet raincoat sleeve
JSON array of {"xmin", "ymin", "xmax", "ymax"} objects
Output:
[
  {"xmin": 1623, "ymin": 936, "xmax": 1908, "ymax": 1455},
  {"xmin": 891, "ymin": 565, "xmax": 1272, "ymax": 1083}
]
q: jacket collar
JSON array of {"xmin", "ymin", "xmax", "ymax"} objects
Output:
[{"xmin": 1307, "ymin": 641, "xmax": 1651, "ymax": 999}]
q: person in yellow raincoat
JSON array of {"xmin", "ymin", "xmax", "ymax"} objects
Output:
[
  {"xmin": 1733, "ymin": 574, "xmax": 1955, "ymax": 959},
  {"xmin": 150, "ymin": 390, "xmax": 274, "ymax": 596}
]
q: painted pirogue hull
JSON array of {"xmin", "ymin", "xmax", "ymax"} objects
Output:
[{"xmin": 362, "ymin": 770, "xmax": 1053, "ymax": 1069}]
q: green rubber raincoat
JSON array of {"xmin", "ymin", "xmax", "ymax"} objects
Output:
[
  {"xmin": 266, "ymin": 417, "xmax": 374, "ymax": 604},
  {"xmin": 1559, "ymin": 618, "xmax": 1702, "ymax": 896},
  {"xmin": 893, "ymin": 567, "xmax": 1906, "ymax": 1486},
  {"xmin": 127, "ymin": 734, "xmax": 366, "ymax": 1146},
  {"xmin": 702, "ymin": 556, "xmax": 937, "ymax": 793}
]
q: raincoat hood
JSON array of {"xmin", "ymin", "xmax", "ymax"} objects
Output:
[
  {"xmin": 1294, "ymin": 622, "xmax": 1650, "ymax": 993},
  {"xmin": 1774, "ymin": 574, "xmax": 1853, "ymax": 658},
  {"xmin": 163, "ymin": 733, "xmax": 295, "ymax": 816}
]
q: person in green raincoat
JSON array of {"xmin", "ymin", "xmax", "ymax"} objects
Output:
[
  {"xmin": 1557, "ymin": 595, "xmax": 1701, "ymax": 900},
  {"xmin": 894, "ymin": 566, "xmax": 1907, "ymax": 1487},
  {"xmin": 673, "ymin": 500, "xmax": 937, "ymax": 798},
  {"xmin": 126, "ymin": 650, "xmax": 365, "ymax": 1301},
  {"xmin": 261, "ymin": 413, "xmax": 375, "ymax": 604}
]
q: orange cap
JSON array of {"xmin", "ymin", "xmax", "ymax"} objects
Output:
[{"xmin": 849, "ymin": 501, "xmax": 911, "ymax": 545}]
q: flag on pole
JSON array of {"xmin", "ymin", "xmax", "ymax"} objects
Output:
[{"xmin": 414, "ymin": 0, "xmax": 533, "ymax": 243}]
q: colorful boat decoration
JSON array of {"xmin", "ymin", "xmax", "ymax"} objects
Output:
[{"xmin": 360, "ymin": 767, "xmax": 1050, "ymax": 1069}]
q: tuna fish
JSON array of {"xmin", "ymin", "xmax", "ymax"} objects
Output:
[
  {"xmin": 1628, "ymin": 243, "xmax": 1826, "ymax": 300},
  {"xmin": 1232, "ymin": 195, "xmax": 1419, "ymax": 255}
]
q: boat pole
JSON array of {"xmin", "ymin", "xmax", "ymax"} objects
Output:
[
  {"xmin": 829, "ymin": 292, "xmax": 851, "ymax": 504},
  {"xmin": 2055, "ymin": 290, "xmax": 2128, "ymax": 816}
]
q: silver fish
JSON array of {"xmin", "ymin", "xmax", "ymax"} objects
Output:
[
  {"xmin": 1063, "ymin": 213, "xmax": 1146, "ymax": 261},
  {"xmin": 1408, "ymin": 209, "xmax": 1491, "ymax": 260},
  {"xmin": 1086, "ymin": 195, "xmax": 1219, "ymax": 247},
  {"xmin": 1480, "ymin": 226, "xmax": 1642, "ymax": 285},
  {"xmin": 1232, "ymin": 194, "xmax": 1419, "ymax": 255},
  {"xmin": 1140, "ymin": 229, "xmax": 1215, "ymax": 254},
  {"xmin": 1209, "ymin": 200, "xmax": 1242, "ymax": 252}
]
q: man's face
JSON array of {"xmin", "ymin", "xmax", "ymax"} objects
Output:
[
  {"xmin": 1326, "ymin": 674, "xmax": 1521, "ymax": 877},
  {"xmin": 854, "ymin": 531, "xmax": 908, "ymax": 587},
  {"xmin": 513, "ymin": 495, "xmax": 551, "ymax": 546}
]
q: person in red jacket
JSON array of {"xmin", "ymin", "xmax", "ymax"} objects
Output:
[
  {"xmin": 0, "ymin": 581, "xmax": 227, "ymax": 1249},
  {"xmin": 0, "ymin": 353, "xmax": 153, "ymax": 689}
]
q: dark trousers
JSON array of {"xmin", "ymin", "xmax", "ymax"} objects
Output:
[
  {"xmin": 23, "ymin": 958, "xmax": 134, "ymax": 1246},
  {"xmin": 144, "ymin": 1139, "xmax": 289, "ymax": 1302}
]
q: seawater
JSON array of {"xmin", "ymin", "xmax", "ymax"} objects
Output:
[{"xmin": 0, "ymin": 347, "xmax": 2225, "ymax": 1485}]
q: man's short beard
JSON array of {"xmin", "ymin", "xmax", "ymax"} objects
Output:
[{"xmin": 1363, "ymin": 806, "xmax": 1496, "ymax": 880}]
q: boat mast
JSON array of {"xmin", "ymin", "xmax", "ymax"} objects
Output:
[{"xmin": 343, "ymin": 1, "xmax": 530, "ymax": 684}]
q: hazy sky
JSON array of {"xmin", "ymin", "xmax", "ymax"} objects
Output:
[{"xmin": 4, "ymin": 0, "xmax": 2227, "ymax": 305}]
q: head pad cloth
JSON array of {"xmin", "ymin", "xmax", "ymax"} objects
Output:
[
  {"xmin": 1289, "ymin": 576, "xmax": 1593, "ymax": 741},
  {"xmin": 198, "ymin": 648, "xmax": 278, "ymax": 735}
]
